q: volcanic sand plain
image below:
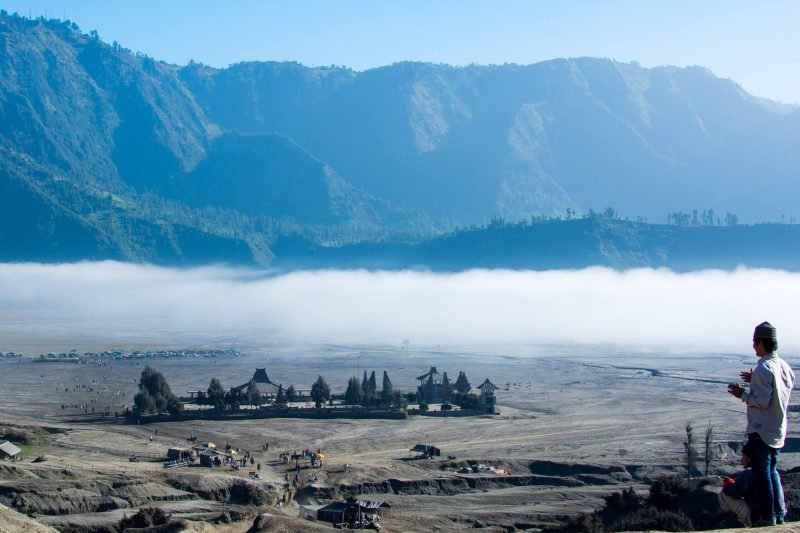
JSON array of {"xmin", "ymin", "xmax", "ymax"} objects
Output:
[{"xmin": 0, "ymin": 329, "xmax": 798, "ymax": 532}]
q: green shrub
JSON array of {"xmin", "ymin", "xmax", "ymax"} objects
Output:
[
  {"xmin": 611, "ymin": 507, "xmax": 694, "ymax": 532},
  {"xmin": 230, "ymin": 481, "xmax": 270, "ymax": 505},
  {"xmin": 543, "ymin": 513, "xmax": 603, "ymax": 533},
  {"xmin": 599, "ymin": 486, "xmax": 642, "ymax": 523},
  {"xmin": 118, "ymin": 506, "xmax": 168, "ymax": 528},
  {"xmin": 648, "ymin": 474, "xmax": 691, "ymax": 509}
]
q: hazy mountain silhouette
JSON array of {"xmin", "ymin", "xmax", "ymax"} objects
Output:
[
  {"xmin": 271, "ymin": 217, "xmax": 800, "ymax": 272},
  {"xmin": 182, "ymin": 59, "xmax": 800, "ymax": 223},
  {"xmin": 1, "ymin": 12, "xmax": 798, "ymax": 267}
]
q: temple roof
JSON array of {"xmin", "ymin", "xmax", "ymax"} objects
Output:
[
  {"xmin": 416, "ymin": 366, "xmax": 441, "ymax": 381},
  {"xmin": 252, "ymin": 368, "xmax": 272, "ymax": 384},
  {"xmin": 234, "ymin": 368, "xmax": 281, "ymax": 393},
  {"xmin": 477, "ymin": 378, "xmax": 497, "ymax": 390}
]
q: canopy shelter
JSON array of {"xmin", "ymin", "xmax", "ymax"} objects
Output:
[
  {"xmin": 0, "ymin": 441, "xmax": 21, "ymax": 459},
  {"xmin": 317, "ymin": 497, "xmax": 391, "ymax": 526},
  {"xmin": 166, "ymin": 447, "xmax": 193, "ymax": 460},
  {"xmin": 317, "ymin": 501, "xmax": 350, "ymax": 525},
  {"xmin": 410, "ymin": 444, "xmax": 441, "ymax": 458},
  {"xmin": 197, "ymin": 448, "xmax": 231, "ymax": 467}
]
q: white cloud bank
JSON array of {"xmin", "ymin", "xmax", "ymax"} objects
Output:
[{"xmin": 0, "ymin": 261, "xmax": 798, "ymax": 352}]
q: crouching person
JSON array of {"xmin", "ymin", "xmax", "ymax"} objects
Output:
[{"xmin": 719, "ymin": 443, "xmax": 756, "ymax": 527}]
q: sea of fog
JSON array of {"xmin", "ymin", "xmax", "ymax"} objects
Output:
[{"xmin": 0, "ymin": 261, "xmax": 798, "ymax": 353}]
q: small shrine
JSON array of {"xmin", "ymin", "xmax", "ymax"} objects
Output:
[{"xmin": 476, "ymin": 378, "xmax": 498, "ymax": 414}]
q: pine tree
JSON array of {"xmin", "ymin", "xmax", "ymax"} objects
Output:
[
  {"xmin": 225, "ymin": 387, "xmax": 242, "ymax": 410},
  {"xmin": 368, "ymin": 371, "xmax": 377, "ymax": 396},
  {"xmin": 424, "ymin": 375, "xmax": 435, "ymax": 404},
  {"xmin": 442, "ymin": 372, "xmax": 452, "ymax": 402},
  {"xmin": 286, "ymin": 385, "xmax": 297, "ymax": 402},
  {"xmin": 345, "ymin": 376, "xmax": 363, "ymax": 405},
  {"xmin": 454, "ymin": 371, "xmax": 471, "ymax": 393},
  {"xmin": 207, "ymin": 378, "xmax": 225, "ymax": 409},
  {"xmin": 381, "ymin": 371, "xmax": 393, "ymax": 405},
  {"xmin": 276, "ymin": 384, "xmax": 287, "ymax": 405},
  {"xmin": 311, "ymin": 375, "xmax": 330, "ymax": 408},
  {"xmin": 684, "ymin": 423, "xmax": 699, "ymax": 479},
  {"xmin": 704, "ymin": 421, "xmax": 715, "ymax": 476},
  {"xmin": 134, "ymin": 366, "xmax": 182, "ymax": 414},
  {"xmin": 247, "ymin": 378, "xmax": 261, "ymax": 408}
]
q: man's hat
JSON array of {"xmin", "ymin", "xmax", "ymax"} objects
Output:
[{"xmin": 754, "ymin": 321, "xmax": 778, "ymax": 341}]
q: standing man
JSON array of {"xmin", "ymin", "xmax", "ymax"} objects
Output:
[{"xmin": 728, "ymin": 321, "xmax": 794, "ymax": 526}]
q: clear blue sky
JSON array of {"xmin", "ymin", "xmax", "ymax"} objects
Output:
[{"xmin": 3, "ymin": 0, "xmax": 799, "ymax": 103}]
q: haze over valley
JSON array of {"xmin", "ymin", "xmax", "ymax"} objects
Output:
[
  {"xmin": 1, "ymin": 3, "xmax": 800, "ymax": 532},
  {"xmin": 1, "ymin": 262, "xmax": 800, "ymax": 353}
]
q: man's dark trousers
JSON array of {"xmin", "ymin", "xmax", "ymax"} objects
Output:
[{"xmin": 748, "ymin": 434, "xmax": 784, "ymax": 523}]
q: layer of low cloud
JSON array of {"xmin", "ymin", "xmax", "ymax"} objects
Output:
[{"xmin": 0, "ymin": 261, "xmax": 798, "ymax": 353}]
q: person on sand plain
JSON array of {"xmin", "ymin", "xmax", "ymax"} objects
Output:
[{"xmin": 728, "ymin": 321, "xmax": 794, "ymax": 526}]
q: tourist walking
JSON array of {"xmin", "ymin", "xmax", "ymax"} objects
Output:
[{"xmin": 728, "ymin": 321, "xmax": 794, "ymax": 526}]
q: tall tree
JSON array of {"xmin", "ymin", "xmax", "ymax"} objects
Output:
[
  {"xmin": 247, "ymin": 378, "xmax": 261, "ymax": 408},
  {"xmin": 368, "ymin": 371, "xmax": 377, "ymax": 396},
  {"xmin": 276, "ymin": 384, "xmax": 287, "ymax": 405},
  {"xmin": 424, "ymin": 375, "xmax": 435, "ymax": 404},
  {"xmin": 704, "ymin": 421, "xmax": 715, "ymax": 476},
  {"xmin": 134, "ymin": 389, "xmax": 156, "ymax": 413},
  {"xmin": 684, "ymin": 423, "xmax": 699, "ymax": 480},
  {"xmin": 381, "ymin": 371, "xmax": 393, "ymax": 405},
  {"xmin": 225, "ymin": 387, "xmax": 242, "ymax": 410},
  {"xmin": 454, "ymin": 371, "xmax": 471, "ymax": 393},
  {"xmin": 344, "ymin": 376, "xmax": 363, "ymax": 405},
  {"xmin": 442, "ymin": 372, "xmax": 452, "ymax": 402},
  {"xmin": 286, "ymin": 385, "xmax": 297, "ymax": 403},
  {"xmin": 453, "ymin": 392, "xmax": 479, "ymax": 410},
  {"xmin": 207, "ymin": 378, "xmax": 226, "ymax": 409},
  {"xmin": 135, "ymin": 366, "xmax": 181, "ymax": 414},
  {"xmin": 310, "ymin": 375, "xmax": 330, "ymax": 408},
  {"xmin": 390, "ymin": 390, "xmax": 407, "ymax": 411}
]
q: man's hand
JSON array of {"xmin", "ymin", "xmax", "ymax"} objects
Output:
[
  {"xmin": 728, "ymin": 383, "xmax": 745, "ymax": 398},
  {"xmin": 740, "ymin": 369, "xmax": 753, "ymax": 383}
]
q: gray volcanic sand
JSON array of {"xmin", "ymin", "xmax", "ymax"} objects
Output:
[{"xmin": 0, "ymin": 327, "xmax": 798, "ymax": 531}]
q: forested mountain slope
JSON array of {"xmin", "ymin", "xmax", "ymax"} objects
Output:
[
  {"xmin": 182, "ymin": 59, "xmax": 800, "ymax": 223},
  {"xmin": 1, "ymin": 11, "xmax": 798, "ymax": 267}
]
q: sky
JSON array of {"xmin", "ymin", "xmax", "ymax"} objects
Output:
[
  {"xmin": 2, "ymin": 0, "xmax": 799, "ymax": 104},
  {"xmin": 1, "ymin": 262, "xmax": 799, "ymax": 354}
]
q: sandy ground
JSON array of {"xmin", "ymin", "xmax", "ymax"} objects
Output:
[{"xmin": 0, "ymin": 334, "xmax": 798, "ymax": 531}]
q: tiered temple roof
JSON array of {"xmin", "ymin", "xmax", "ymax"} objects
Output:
[
  {"xmin": 235, "ymin": 368, "xmax": 281, "ymax": 394},
  {"xmin": 477, "ymin": 378, "xmax": 497, "ymax": 391},
  {"xmin": 416, "ymin": 366, "xmax": 442, "ymax": 382}
]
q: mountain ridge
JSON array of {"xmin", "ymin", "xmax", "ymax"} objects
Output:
[
  {"xmin": 271, "ymin": 217, "xmax": 800, "ymax": 272},
  {"xmin": 180, "ymin": 56, "xmax": 800, "ymax": 222},
  {"xmin": 1, "ymin": 12, "xmax": 799, "ymax": 268}
]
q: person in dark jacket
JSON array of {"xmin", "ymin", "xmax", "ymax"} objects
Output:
[{"xmin": 719, "ymin": 442, "xmax": 756, "ymax": 527}]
